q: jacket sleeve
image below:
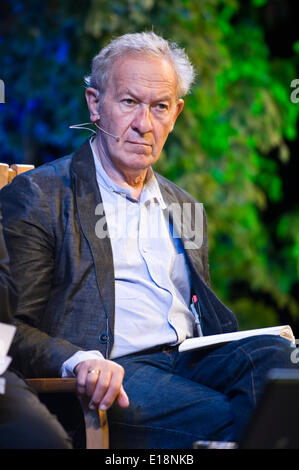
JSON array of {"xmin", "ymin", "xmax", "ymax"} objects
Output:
[
  {"xmin": 0, "ymin": 175, "xmax": 82, "ymax": 377},
  {"xmin": 0, "ymin": 205, "xmax": 18, "ymax": 325}
]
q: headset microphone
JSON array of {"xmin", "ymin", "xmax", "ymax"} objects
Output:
[
  {"xmin": 69, "ymin": 114, "xmax": 120, "ymax": 142},
  {"xmin": 93, "ymin": 121, "xmax": 120, "ymax": 142}
]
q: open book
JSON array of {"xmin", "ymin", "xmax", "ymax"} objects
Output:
[{"xmin": 178, "ymin": 325, "xmax": 295, "ymax": 353}]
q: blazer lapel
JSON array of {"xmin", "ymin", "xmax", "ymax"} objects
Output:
[
  {"xmin": 157, "ymin": 176, "xmax": 205, "ymax": 280},
  {"xmin": 70, "ymin": 140, "xmax": 115, "ymax": 328}
]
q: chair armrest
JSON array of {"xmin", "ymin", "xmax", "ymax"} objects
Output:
[
  {"xmin": 26, "ymin": 377, "xmax": 77, "ymax": 393},
  {"xmin": 26, "ymin": 377, "xmax": 109, "ymax": 449}
]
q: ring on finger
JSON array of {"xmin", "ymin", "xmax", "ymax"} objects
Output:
[{"xmin": 87, "ymin": 369, "xmax": 100, "ymax": 375}]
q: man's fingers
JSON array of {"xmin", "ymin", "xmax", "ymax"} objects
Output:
[
  {"xmin": 76, "ymin": 369, "xmax": 89, "ymax": 396},
  {"xmin": 90, "ymin": 366, "xmax": 125, "ymax": 411},
  {"xmin": 85, "ymin": 369, "xmax": 101, "ymax": 397},
  {"xmin": 74, "ymin": 359, "xmax": 128, "ymax": 411},
  {"xmin": 117, "ymin": 385, "xmax": 130, "ymax": 408},
  {"xmin": 89, "ymin": 369, "xmax": 112, "ymax": 409},
  {"xmin": 75, "ymin": 362, "xmax": 99, "ymax": 396}
]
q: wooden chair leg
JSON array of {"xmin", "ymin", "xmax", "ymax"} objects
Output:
[{"xmin": 78, "ymin": 396, "xmax": 109, "ymax": 449}]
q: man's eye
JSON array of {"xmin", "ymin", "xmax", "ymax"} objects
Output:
[
  {"xmin": 156, "ymin": 103, "xmax": 168, "ymax": 111},
  {"xmin": 123, "ymin": 99, "xmax": 135, "ymax": 105}
]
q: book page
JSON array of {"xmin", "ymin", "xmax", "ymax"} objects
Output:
[{"xmin": 178, "ymin": 325, "xmax": 295, "ymax": 353}]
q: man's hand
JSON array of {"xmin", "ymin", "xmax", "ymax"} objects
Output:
[{"xmin": 74, "ymin": 358, "xmax": 129, "ymax": 411}]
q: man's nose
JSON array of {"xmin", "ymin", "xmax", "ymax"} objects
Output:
[{"xmin": 131, "ymin": 105, "xmax": 153, "ymax": 134}]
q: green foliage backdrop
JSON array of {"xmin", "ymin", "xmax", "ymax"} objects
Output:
[{"xmin": 0, "ymin": 0, "xmax": 298, "ymax": 330}]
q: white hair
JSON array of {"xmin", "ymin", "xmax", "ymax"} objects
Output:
[{"xmin": 85, "ymin": 32, "xmax": 195, "ymax": 99}]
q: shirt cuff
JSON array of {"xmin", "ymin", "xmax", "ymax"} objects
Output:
[{"xmin": 60, "ymin": 350, "xmax": 104, "ymax": 377}]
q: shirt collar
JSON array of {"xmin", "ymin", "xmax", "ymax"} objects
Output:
[{"xmin": 89, "ymin": 138, "xmax": 166, "ymax": 209}]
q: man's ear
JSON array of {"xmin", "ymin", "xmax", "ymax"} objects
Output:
[
  {"xmin": 170, "ymin": 99, "xmax": 184, "ymax": 132},
  {"xmin": 85, "ymin": 87, "xmax": 100, "ymax": 123}
]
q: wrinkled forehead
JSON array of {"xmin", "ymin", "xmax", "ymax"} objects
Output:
[{"xmin": 106, "ymin": 52, "xmax": 179, "ymax": 99}]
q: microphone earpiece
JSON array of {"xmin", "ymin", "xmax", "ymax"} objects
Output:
[
  {"xmin": 70, "ymin": 112, "xmax": 120, "ymax": 142},
  {"xmin": 94, "ymin": 121, "xmax": 120, "ymax": 142}
]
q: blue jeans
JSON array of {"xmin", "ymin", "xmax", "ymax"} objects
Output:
[{"xmin": 109, "ymin": 335, "xmax": 298, "ymax": 449}]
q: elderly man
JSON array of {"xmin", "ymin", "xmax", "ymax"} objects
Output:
[{"xmin": 0, "ymin": 32, "xmax": 296, "ymax": 449}]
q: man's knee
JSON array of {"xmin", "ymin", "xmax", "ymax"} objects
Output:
[
  {"xmin": 1, "ymin": 371, "xmax": 73, "ymax": 449},
  {"xmin": 0, "ymin": 413, "xmax": 72, "ymax": 449},
  {"xmin": 23, "ymin": 415, "xmax": 72, "ymax": 449},
  {"xmin": 236, "ymin": 334, "xmax": 296, "ymax": 370}
]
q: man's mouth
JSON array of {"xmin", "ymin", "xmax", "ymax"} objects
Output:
[{"xmin": 126, "ymin": 141, "xmax": 152, "ymax": 146}]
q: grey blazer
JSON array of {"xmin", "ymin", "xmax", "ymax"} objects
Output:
[{"xmin": 0, "ymin": 140, "xmax": 238, "ymax": 377}]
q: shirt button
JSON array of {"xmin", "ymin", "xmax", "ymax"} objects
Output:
[{"xmin": 99, "ymin": 333, "xmax": 109, "ymax": 344}]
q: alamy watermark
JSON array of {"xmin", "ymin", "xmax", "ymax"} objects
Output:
[
  {"xmin": 94, "ymin": 201, "xmax": 204, "ymax": 249},
  {"xmin": 0, "ymin": 79, "xmax": 4, "ymax": 103},
  {"xmin": 290, "ymin": 79, "xmax": 299, "ymax": 103},
  {"xmin": 290, "ymin": 339, "xmax": 299, "ymax": 364}
]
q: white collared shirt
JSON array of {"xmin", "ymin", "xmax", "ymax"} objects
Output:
[{"xmin": 61, "ymin": 140, "xmax": 195, "ymax": 375}]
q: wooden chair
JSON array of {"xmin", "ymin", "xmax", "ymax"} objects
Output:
[
  {"xmin": 0, "ymin": 162, "xmax": 109, "ymax": 449},
  {"xmin": 0, "ymin": 163, "xmax": 35, "ymax": 190}
]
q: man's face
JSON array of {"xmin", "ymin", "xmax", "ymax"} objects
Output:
[{"xmin": 96, "ymin": 53, "xmax": 184, "ymax": 175}]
